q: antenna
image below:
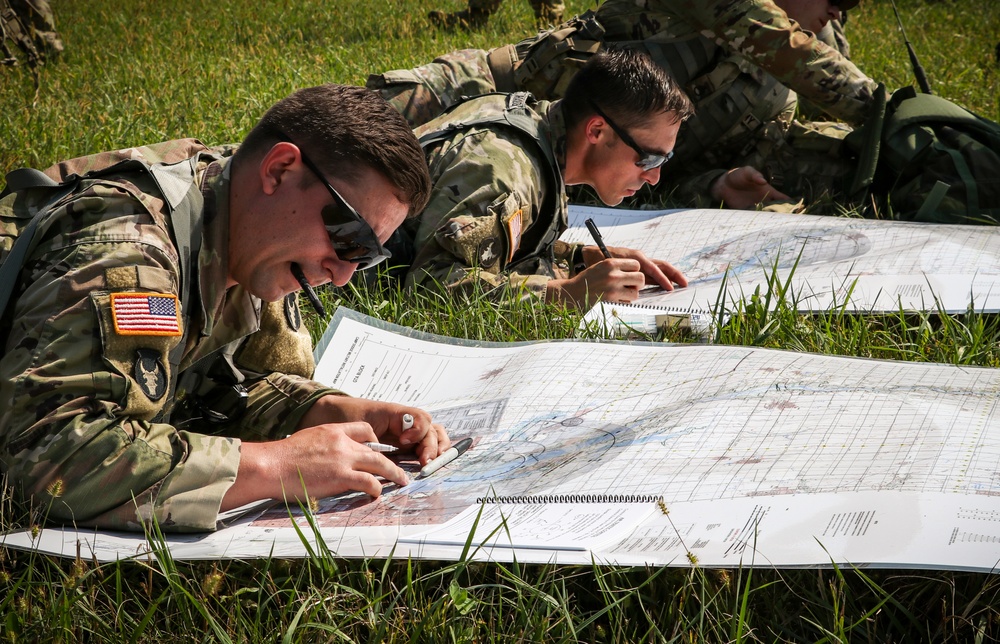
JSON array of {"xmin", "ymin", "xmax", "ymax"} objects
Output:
[{"xmin": 889, "ymin": 0, "xmax": 932, "ymax": 94}]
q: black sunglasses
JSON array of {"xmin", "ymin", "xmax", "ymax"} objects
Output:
[
  {"xmin": 274, "ymin": 133, "xmax": 391, "ymax": 270},
  {"xmin": 589, "ymin": 102, "xmax": 673, "ymax": 172}
]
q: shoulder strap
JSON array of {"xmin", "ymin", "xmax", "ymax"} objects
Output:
[
  {"xmin": 0, "ymin": 168, "xmax": 72, "ymax": 316},
  {"xmin": 418, "ymin": 92, "xmax": 563, "ymax": 195},
  {"xmin": 0, "ymin": 167, "xmax": 57, "ymax": 197},
  {"xmin": 846, "ymin": 83, "xmax": 888, "ymax": 207}
]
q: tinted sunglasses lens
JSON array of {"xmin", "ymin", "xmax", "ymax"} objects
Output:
[
  {"xmin": 637, "ymin": 155, "xmax": 666, "ymax": 171},
  {"xmin": 637, "ymin": 149, "xmax": 674, "ymax": 172},
  {"xmin": 329, "ymin": 236, "xmax": 389, "ymax": 269},
  {"xmin": 321, "ymin": 203, "xmax": 391, "ymax": 270}
]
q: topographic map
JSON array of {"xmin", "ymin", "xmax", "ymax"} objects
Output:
[{"xmin": 564, "ymin": 206, "xmax": 1000, "ymax": 321}]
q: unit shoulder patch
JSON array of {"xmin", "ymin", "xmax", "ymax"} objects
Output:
[{"xmin": 133, "ymin": 348, "xmax": 167, "ymax": 400}]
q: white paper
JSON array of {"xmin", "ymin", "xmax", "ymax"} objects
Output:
[
  {"xmin": 401, "ymin": 502, "xmax": 655, "ymax": 551},
  {"xmin": 566, "ymin": 206, "xmax": 1000, "ymax": 334}
]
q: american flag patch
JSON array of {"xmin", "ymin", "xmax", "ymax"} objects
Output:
[
  {"xmin": 505, "ymin": 208, "xmax": 523, "ymax": 262},
  {"xmin": 110, "ymin": 293, "xmax": 182, "ymax": 336}
]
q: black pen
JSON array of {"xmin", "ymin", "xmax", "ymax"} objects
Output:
[
  {"xmin": 291, "ymin": 263, "xmax": 326, "ymax": 318},
  {"xmin": 584, "ymin": 218, "xmax": 613, "ymax": 259}
]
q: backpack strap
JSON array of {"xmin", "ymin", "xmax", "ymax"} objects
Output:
[
  {"xmin": 0, "ymin": 167, "xmax": 58, "ymax": 196},
  {"xmin": 846, "ymin": 83, "xmax": 888, "ymax": 208},
  {"xmin": 0, "ymin": 167, "xmax": 71, "ymax": 317}
]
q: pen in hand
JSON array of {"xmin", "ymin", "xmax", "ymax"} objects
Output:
[
  {"xmin": 584, "ymin": 218, "xmax": 613, "ymax": 260},
  {"xmin": 362, "ymin": 414, "xmax": 414, "ymax": 455},
  {"xmin": 364, "ymin": 442, "xmax": 399, "ymax": 453}
]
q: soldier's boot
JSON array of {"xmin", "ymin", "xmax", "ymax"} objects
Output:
[{"xmin": 427, "ymin": 8, "xmax": 489, "ymax": 30}]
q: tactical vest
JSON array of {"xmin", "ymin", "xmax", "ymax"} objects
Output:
[
  {"xmin": 0, "ymin": 147, "xmax": 250, "ymax": 424},
  {"xmin": 416, "ymin": 92, "xmax": 566, "ymax": 276}
]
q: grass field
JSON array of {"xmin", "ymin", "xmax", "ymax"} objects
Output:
[{"xmin": 4, "ymin": 0, "xmax": 1000, "ymax": 641}]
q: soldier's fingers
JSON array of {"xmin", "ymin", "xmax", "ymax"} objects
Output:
[
  {"xmin": 337, "ymin": 421, "xmax": 379, "ymax": 443},
  {"xmin": 356, "ymin": 449, "xmax": 410, "ymax": 489},
  {"xmin": 415, "ymin": 424, "xmax": 443, "ymax": 465},
  {"xmin": 340, "ymin": 470, "xmax": 386, "ymax": 498},
  {"xmin": 638, "ymin": 259, "xmax": 680, "ymax": 291},
  {"xmin": 397, "ymin": 408, "xmax": 433, "ymax": 445}
]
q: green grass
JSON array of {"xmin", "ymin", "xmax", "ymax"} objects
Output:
[{"xmin": 4, "ymin": 0, "xmax": 1000, "ymax": 641}]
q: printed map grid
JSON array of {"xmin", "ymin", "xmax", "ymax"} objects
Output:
[
  {"xmin": 563, "ymin": 206, "xmax": 1000, "ymax": 313},
  {"xmin": 312, "ymin": 315, "xmax": 1000, "ymax": 516}
]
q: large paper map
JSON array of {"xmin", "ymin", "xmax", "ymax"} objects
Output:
[
  {"xmin": 565, "ymin": 206, "xmax": 1000, "ymax": 333},
  {"xmin": 6, "ymin": 309, "xmax": 1000, "ymax": 572}
]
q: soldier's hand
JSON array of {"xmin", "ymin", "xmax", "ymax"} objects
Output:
[
  {"xmin": 299, "ymin": 394, "xmax": 450, "ymax": 465},
  {"xmin": 221, "ymin": 421, "xmax": 410, "ymax": 511},
  {"xmin": 711, "ymin": 166, "xmax": 791, "ymax": 209},
  {"xmin": 582, "ymin": 245, "xmax": 688, "ymax": 291},
  {"xmin": 547, "ymin": 258, "xmax": 647, "ymax": 309}
]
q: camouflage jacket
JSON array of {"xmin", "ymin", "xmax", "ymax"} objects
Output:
[
  {"xmin": 404, "ymin": 94, "xmax": 576, "ymax": 298},
  {"xmin": 595, "ymin": 0, "xmax": 876, "ymax": 125},
  {"xmin": 0, "ymin": 141, "xmax": 336, "ymax": 532},
  {"xmin": 589, "ymin": 0, "xmax": 876, "ymax": 202}
]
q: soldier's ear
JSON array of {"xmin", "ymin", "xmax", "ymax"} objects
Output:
[
  {"xmin": 258, "ymin": 142, "xmax": 300, "ymax": 196},
  {"xmin": 584, "ymin": 114, "xmax": 609, "ymax": 145}
]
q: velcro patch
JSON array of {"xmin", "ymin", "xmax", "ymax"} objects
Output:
[
  {"xmin": 111, "ymin": 293, "xmax": 182, "ymax": 336},
  {"xmin": 505, "ymin": 209, "xmax": 523, "ymax": 262}
]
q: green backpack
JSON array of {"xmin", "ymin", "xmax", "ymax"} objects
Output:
[{"xmin": 847, "ymin": 85, "xmax": 1000, "ymax": 225}]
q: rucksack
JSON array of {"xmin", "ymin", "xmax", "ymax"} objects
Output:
[{"xmin": 847, "ymin": 84, "xmax": 1000, "ymax": 225}]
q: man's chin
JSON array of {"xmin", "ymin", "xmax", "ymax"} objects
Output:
[{"xmin": 600, "ymin": 192, "xmax": 626, "ymax": 207}]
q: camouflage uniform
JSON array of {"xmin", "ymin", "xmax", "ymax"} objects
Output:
[
  {"xmin": 1, "ymin": 0, "xmax": 63, "ymax": 68},
  {"xmin": 429, "ymin": 0, "xmax": 565, "ymax": 30},
  {"xmin": 400, "ymin": 93, "xmax": 579, "ymax": 298},
  {"xmin": 370, "ymin": 0, "xmax": 876, "ymax": 208},
  {"xmin": 0, "ymin": 140, "xmax": 339, "ymax": 532}
]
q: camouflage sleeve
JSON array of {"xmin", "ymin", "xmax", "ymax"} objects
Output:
[
  {"xmin": 0, "ymin": 182, "xmax": 239, "ymax": 532},
  {"xmin": 405, "ymin": 128, "xmax": 552, "ymax": 299},
  {"xmin": 667, "ymin": 0, "xmax": 877, "ymax": 124},
  {"xmin": 366, "ymin": 49, "xmax": 496, "ymax": 128}
]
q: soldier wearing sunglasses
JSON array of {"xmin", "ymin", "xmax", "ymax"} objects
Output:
[
  {"xmin": 391, "ymin": 49, "xmax": 691, "ymax": 309},
  {"xmin": 0, "ymin": 84, "xmax": 453, "ymax": 533}
]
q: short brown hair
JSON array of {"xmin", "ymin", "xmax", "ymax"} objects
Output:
[
  {"xmin": 562, "ymin": 47, "xmax": 694, "ymax": 132},
  {"xmin": 237, "ymin": 84, "xmax": 431, "ymax": 216}
]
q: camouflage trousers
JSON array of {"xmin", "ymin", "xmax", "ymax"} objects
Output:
[
  {"xmin": 752, "ymin": 120, "xmax": 858, "ymax": 215},
  {"xmin": 368, "ymin": 49, "xmax": 497, "ymax": 128}
]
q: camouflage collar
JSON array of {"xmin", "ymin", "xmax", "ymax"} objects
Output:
[
  {"xmin": 188, "ymin": 156, "xmax": 262, "ymax": 361},
  {"xmin": 546, "ymin": 99, "xmax": 568, "ymax": 178}
]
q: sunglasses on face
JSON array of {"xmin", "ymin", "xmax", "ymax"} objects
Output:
[
  {"xmin": 589, "ymin": 102, "xmax": 674, "ymax": 172},
  {"xmin": 274, "ymin": 133, "xmax": 392, "ymax": 270}
]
